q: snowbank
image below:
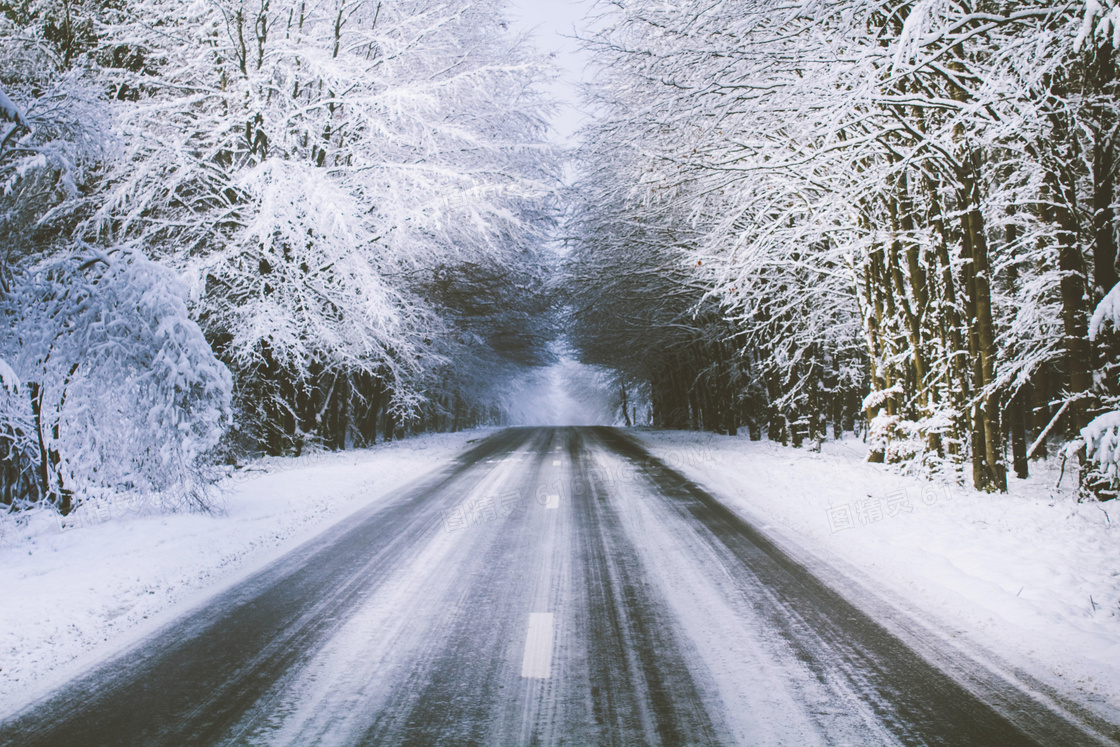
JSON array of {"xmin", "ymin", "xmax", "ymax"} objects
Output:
[
  {"xmin": 638, "ymin": 430, "xmax": 1120, "ymax": 722},
  {"xmin": 0, "ymin": 429, "xmax": 489, "ymax": 714}
]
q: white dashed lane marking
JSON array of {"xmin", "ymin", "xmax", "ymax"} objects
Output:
[{"xmin": 520, "ymin": 613, "xmax": 554, "ymax": 679}]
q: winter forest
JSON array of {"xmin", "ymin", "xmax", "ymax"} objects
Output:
[
  {"xmin": 3, "ymin": 0, "xmax": 1120, "ymax": 519},
  {"xmin": 567, "ymin": 0, "xmax": 1120, "ymax": 497},
  {"xmin": 0, "ymin": 0, "xmax": 560, "ymax": 512}
]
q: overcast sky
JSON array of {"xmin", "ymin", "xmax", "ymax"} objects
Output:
[{"xmin": 507, "ymin": 0, "xmax": 598, "ymax": 143}]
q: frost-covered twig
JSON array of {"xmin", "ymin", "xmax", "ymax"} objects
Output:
[{"xmin": 1028, "ymin": 400, "xmax": 1071, "ymax": 460}]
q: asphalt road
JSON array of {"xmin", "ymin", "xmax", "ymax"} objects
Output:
[{"xmin": 1, "ymin": 427, "xmax": 1116, "ymax": 746}]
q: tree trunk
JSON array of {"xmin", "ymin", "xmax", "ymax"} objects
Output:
[
  {"xmin": 28, "ymin": 383, "xmax": 54, "ymax": 509},
  {"xmin": 1047, "ymin": 166, "xmax": 1094, "ymax": 439},
  {"xmin": 960, "ymin": 162, "xmax": 1007, "ymax": 491},
  {"xmin": 382, "ymin": 398, "xmax": 395, "ymax": 442},
  {"xmin": 1008, "ymin": 387, "xmax": 1029, "ymax": 479},
  {"xmin": 1090, "ymin": 39, "xmax": 1119, "ymax": 298}
]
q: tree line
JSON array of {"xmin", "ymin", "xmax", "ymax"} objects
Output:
[
  {"xmin": 1, "ymin": 0, "xmax": 561, "ymax": 513},
  {"xmin": 566, "ymin": 0, "xmax": 1120, "ymax": 496}
]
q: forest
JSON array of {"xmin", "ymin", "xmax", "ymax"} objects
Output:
[
  {"xmin": 567, "ymin": 0, "xmax": 1120, "ymax": 497},
  {"xmin": 3, "ymin": 0, "xmax": 1120, "ymax": 518},
  {"xmin": 0, "ymin": 0, "xmax": 560, "ymax": 512}
]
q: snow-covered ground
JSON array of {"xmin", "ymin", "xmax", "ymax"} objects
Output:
[
  {"xmin": 0, "ymin": 429, "xmax": 491, "ymax": 714},
  {"xmin": 638, "ymin": 429, "xmax": 1120, "ymax": 724},
  {"xmin": 5, "ymin": 425, "xmax": 1118, "ymax": 733}
]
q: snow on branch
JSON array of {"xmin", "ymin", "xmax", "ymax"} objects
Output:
[
  {"xmin": 1082, "ymin": 411, "xmax": 1120, "ymax": 484},
  {"xmin": 1075, "ymin": 0, "xmax": 1120, "ymax": 52},
  {"xmin": 0, "ymin": 357, "xmax": 19, "ymax": 394},
  {"xmin": 0, "ymin": 87, "xmax": 27, "ymax": 128},
  {"xmin": 1089, "ymin": 281, "xmax": 1120, "ymax": 342},
  {"xmin": 891, "ymin": 0, "xmax": 937, "ymax": 70}
]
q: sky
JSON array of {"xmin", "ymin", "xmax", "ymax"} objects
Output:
[
  {"xmin": 504, "ymin": 0, "xmax": 618, "ymax": 425},
  {"xmin": 506, "ymin": 0, "xmax": 598, "ymax": 143}
]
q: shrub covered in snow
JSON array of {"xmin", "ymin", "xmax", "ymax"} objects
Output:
[
  {"xmin": 867, "ymin": 413, "xmax": 923, "ymax": 465},
  {"xmin": 0, "ymin": 356, "xmax": 43, "ymax": 508},
  {"xmin": 1084, "ymin": 283, "xmax": 1120, "ymax": 499},
  {"xmin": 0, "ymin": 250, "xmax": 232, "ymax": 512},
  {"xmin": 1081, "ymin": 412, "xmax": 1120, "ymax": 499},
  {"xmin": 1089, "ymin": 282, "xmax": 1120, "ymax": 343}
]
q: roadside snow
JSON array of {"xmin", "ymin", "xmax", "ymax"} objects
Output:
[
  {"xmin": 0, "ymin": 429, "xmax": 489, "ymax": 714},
  {"xmin": 638, "ymin": 430, "xmax": 1120, "ymax": 724}
]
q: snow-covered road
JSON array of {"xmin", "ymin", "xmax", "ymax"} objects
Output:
[{"xmin": 1, "ymin": 428, "xmax": 1114, "ymax": 745}]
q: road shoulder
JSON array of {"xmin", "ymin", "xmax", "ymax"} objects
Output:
[{"xmin": 635, "ymin": 428, "xmax": 1120, "ymax": 732}]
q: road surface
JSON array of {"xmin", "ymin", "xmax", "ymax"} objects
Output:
[{"xmin": 1, "ymin": 427, "xmax": 1116, "ymax": 745}]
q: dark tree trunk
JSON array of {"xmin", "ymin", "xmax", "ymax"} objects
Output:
[
  {"xmin": 1090, "ymin": 39, "xmax": 1119, "ymax": 297},
  {"xmin": 28, "ymin": 383, "xmax": 53, "ymax": 509},
  {"xmin": 1047, "ymin": 167, "xmax": 1094, "ymax": 440},
  {"xmin": 333, "ymin": 375, "xmax": 349, "ymax": 450},
  {"xmin": 1029, "ymin": 373, "xmax": 1050, "ymax": 459},
  {"xmin": 383, "ymin": 404, "xmax": 395, "ymax": 443},
  {"xmin": 1008, "ymin": 387, "xmax": 1029, "ymax": 479},
  {"xmin": 960, "ymin": 162, "xmax": 1007, "ymax": 491},
  {"xmin": 365, "ymin": 377, "xmax": 382, "ymax": 446}
]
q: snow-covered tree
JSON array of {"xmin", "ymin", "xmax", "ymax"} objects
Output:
[
  {"xmin": 0, "ymin": 250, "xmax": 232, "ymax": 513},
  {"xmin": 86, "ymin": 0, "xmax": 560, "ymax": 452},
  {"xmin": 570, "ymin": 0, "xmax": 1120, "ymax": 496},
  {"xmin": 0, "ymin": 0, "xmax": 560, "ymax": 512},
  {"xmin": 1084, "ymin": 281, "xmax": 1120, "ymax": 497}
]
